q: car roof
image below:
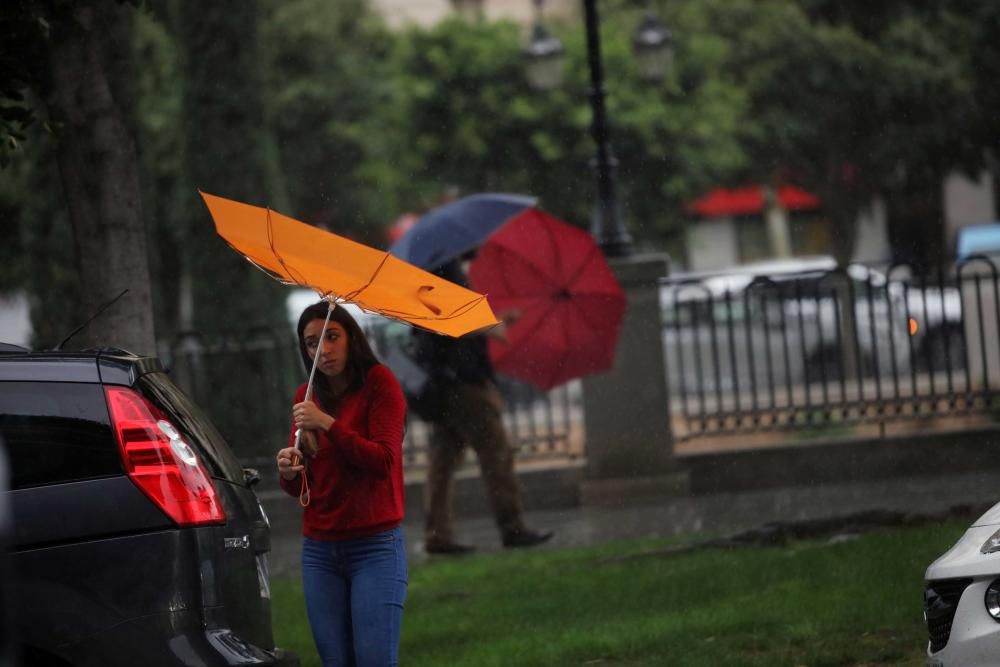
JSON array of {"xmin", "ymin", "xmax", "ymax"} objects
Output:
[
  {"xmin": 662, "ymin": 256, "xmax": 882, "ymax": 301},
  {"xmin": 666, "ymin": 256, "xmax": 837, "ymax": 284}
]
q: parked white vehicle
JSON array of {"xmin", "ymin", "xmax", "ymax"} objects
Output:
[
  {"xmin": 660, "ymin": 256, "xmax": 965, "ymax": 397},
  {"xmin": 924, "ymin": 503, "xmax": 1000, "ymax": 666}
]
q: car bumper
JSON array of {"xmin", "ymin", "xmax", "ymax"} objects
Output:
[
  {"xmin": 927, "ymin": 578, "xmax": 1000, "ymax": 667},
  {"xmin": 57, "ymin": 611, "xmax": 299, "ymax": 667}
]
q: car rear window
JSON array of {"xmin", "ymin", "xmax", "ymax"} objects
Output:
[
  {"xmin": 0, "ymin": 382, "xmax": 121, "ymax": 490},
  {"xmin": 137, "ymin": 372, "xmax": 245, "ymax": 484}
]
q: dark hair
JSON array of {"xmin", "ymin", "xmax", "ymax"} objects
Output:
[{"xmin": 296, "ymin": 301, "xmax": 380, "ymax": 410}]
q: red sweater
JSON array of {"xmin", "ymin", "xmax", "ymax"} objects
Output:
[{"xmin": 279, "ymin": 364, "xmax": 407, "ymax": 540}]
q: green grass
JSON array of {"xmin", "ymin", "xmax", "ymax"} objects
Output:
[{"xmin": 271, "ymin": 521, "xmax": 967, "ymax": 666}]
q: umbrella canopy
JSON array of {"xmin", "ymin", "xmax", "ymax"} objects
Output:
[
  {"xmin": 388, "ymin": 193, "xmax": 536, "ymax": 270},
  {"xmin": 468, "ymin": 209, "xmax": 626, "ymax": 390},
  {"xmin": 200, "ymin": 192, "xmax": 498, "ymax": 338}
]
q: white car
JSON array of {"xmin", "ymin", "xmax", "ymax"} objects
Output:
[
  {"xmin": 660, "ymin": 256, "xmax": 967, "ymax": 397},
  {"xmin": 924, "ymin": 503, "xmax": 1000, "ymax": 665}
]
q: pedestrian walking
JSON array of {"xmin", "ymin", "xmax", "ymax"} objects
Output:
[
  {"xmin": 276, "ymin": 301, "xmax": 408, "ymax": 666},
  {"xmin": 414, "ymin": 258, "xmax": 554, "ymax": 555}
]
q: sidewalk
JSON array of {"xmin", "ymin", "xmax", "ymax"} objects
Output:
[{"xmin": 262, "ymin": 468, "xmax": 1000, "ymax": 579}]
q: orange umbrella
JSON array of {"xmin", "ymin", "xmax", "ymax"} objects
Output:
[{"xmin": 200, "ymin": 191, "xmax": 498, "ymax": 337}]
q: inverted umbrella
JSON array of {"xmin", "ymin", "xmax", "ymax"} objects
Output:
[
  {"xmin": 200, "ymin": 192, "xmax": 498, "ymax": 338},
  {"xmin": 388, "ymin": 193, "xmax": 536, "ymax": 270},
  {"xmin": 468, "ymin": 209, "xmax": 626, "ymax": 390},
  {"xmin": 201, "ymin": 191, "xmax": 500, "ymax": 499}
]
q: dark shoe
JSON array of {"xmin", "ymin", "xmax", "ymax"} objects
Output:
[
  {"xmin": 425, "ymin": 540, "xmax": 476, "ymax": 556},
  {"xmin": 502, "ymin": 528, "xmax": 554, "ymax": 549}
]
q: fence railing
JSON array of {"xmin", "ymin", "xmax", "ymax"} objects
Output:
[
  {"xmin": 162, "ymin": 323, "xmax": 583, "ymax": 470},
  {"xmin": 364, "ymin": 319, "xmax": 583, "ymax": 468},
  {"xmin": 660, "ymin": 257, "xmax": 1000, "ymax": 441}
]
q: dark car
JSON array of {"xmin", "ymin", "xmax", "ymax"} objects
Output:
[
  {"xmin": 1, "ymin": 435, "xmax": 13, "ymax": 666},
  {"xmin": 0, "ymin": 345, "xmax": 296, "ymax": 667}
]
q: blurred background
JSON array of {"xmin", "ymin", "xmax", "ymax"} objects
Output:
[{"xmin": 1, "ymin": 0, "xmax": 997, "ymax": 472}]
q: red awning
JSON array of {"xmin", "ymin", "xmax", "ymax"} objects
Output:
[{"xmin": 688, "ymin": 185, "xmax": 821, "ymax": 218}]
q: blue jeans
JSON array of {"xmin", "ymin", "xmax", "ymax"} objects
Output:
[{"xmin": 301, "ymin": 528, "xmax": 408, "ymax": 667}]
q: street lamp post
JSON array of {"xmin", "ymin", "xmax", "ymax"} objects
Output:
[
  {"xmin": 525, "ymin": 0, "xmax": 680, "ymax": 493},
  {"xmin": 525, "ymin": 0, "xmax": 673, "ymax": 258},
  {"xmin": 582, "ymin": 0, "xmax": 631, "ymax": 257}
]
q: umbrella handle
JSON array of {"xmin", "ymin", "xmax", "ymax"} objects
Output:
[{"xmin": 294, "ymin": 299, "xmax": 337, "ymax": 451}]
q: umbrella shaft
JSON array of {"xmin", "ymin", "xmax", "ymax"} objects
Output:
[{"xmin": 295, "ymin": 300, "xmax": 336, "ymax": 450}]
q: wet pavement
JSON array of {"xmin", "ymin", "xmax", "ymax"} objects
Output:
[{"xmin": 261, "ymin": 468, "xmax": 1000, "ymax": 579}]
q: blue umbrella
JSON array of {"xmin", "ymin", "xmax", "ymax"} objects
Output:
[{"xmin": 388, "ymin": 193, "xmax": 537, "ymax": 270}]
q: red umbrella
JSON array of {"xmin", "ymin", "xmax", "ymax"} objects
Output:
[{"xmin": 468, "ymin": 209, "xmax": 626, "ymax": 390}]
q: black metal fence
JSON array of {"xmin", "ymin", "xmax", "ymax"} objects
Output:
[
  {"xmin": 660, "ymin": 257, "xmax": 1000, "ymax": 441},
  {"xmin": 161, "ymin": 322, "xmax": 582, "ymax": 470}
]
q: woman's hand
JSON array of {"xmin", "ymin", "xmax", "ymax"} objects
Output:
[
  {"xmin": 293, "ymin": 400, "xmax": 335, "ymax": 432},
  {"xmin": 276, "ymin": 447, "xmax": 304, "ymax": 480}
]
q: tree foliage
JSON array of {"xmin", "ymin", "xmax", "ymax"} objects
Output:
[
  {"xmin": 711, "ymin": 0, "xmax": 992, "ymax": 268},
  {"xmin": 0, "ymin": 0, "xmax": 155, "ymax": 352},
  {"xmin": 368, "ymin": 10, "xmax": 749, "ymax": 248},
  {"xmin": 262, "ymin": 0, "xmax": 391, "ymax": 244},
  {"xmin": 0, "ymin": 0, "xmax": 48, "ymax": 167},
  {"xmin": 2, "ymin": 0, "xmax": 996, "ymax": 338}
]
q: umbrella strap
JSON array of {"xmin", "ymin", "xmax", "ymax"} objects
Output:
[
  {"xmin": 299, "ymin": 468, "xmax": 310, "ymax": 507},
  {"xmin": 289, "ymin": 436, "xmax": 311, "ymax": 508}
]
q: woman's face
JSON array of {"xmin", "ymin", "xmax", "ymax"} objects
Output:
[{"xmin": 303, "ymin": 318, "xmax": 349, "ymax": 378}]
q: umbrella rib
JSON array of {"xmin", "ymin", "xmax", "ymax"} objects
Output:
[
  {"xmin": 562, "ymin": 243, "xmax": 600, "ymax": 293},
  {"xmin": 567, "ymin": 294, "xmax": 612, "ymax": 332},
  {"xmin": 338, "ymin": 251, "xmax": 391, "ymax": 303},
  {"xmin": 333, "ymin": 234, "xmax": 495, "ymax": 328},
  {"xmin": 234, "ymin": 244, "xmax": 303, "ymax": 287},
  {"xmin": 492, "ymin": 247, "xmax": 560, "ymax": 297},
  {"xmin": 542, "ymin": 214, "xmax": 566, "ymax": 289},
  {"xmin": 265, "ymin": 208, "xmax": 310, "ymax": 288},
  {"xmin": 288, "ymin": 240, "xmax": 488, "ymax": 325},
  {"xmin": 548, "ymin": 305, "xmax": 573, "ymax": 388},
  {"xmin": 377, "ymin": 293, "xmax": 490, "ymax": 323}
]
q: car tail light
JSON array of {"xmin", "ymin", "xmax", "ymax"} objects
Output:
[{"xmin": 105, "ymin": 386, "xmax": 226, "ymax": 526}]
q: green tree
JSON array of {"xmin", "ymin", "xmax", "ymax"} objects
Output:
[
  {"xmin": 156, "ymin": 0, "xmax": 295, "ymax": 458},
  {"xmin": 131, "ymin": 5, "xmax": 184, "ymax": 343},
  {"xmin": 0, "ymin": 0, "xmax": 155, "ymax": 353},
  {"xmin": 174, "ymin": 0, "xmax": 288, "ymax": 334},
  {"xmin": 261, "ymin": 0, "xmax": 392, "ymax": 245},
  {"xmin": 722, "ymin": 0, "xmax": 987, "ymax": 270},
  {"xmin": 370, "ymin": 12, "xmax": 749, "ymax": 250}
]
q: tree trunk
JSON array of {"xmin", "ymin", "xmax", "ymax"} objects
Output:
[
  {"xmin": 824, "ymin": 180, "xmax": 863, "ymax": 382},
  {"xmin": 762, "ymin": 183, "xmax": 792, "ymax": 258},
  {"xmin": 46, "ymin": 2, "xmax": 155, "ymax": 354},
  {"xmin": 886, "ymin": 174, "xmax": 946, "ymax": 275}
]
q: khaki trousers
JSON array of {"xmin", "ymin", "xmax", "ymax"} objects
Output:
[{"xmin": 424, "ymin": 380, "xmax": 526, "ymax": 543}]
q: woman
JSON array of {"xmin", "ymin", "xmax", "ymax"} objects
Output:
[{"xmin": 276, "ymin": 301, "xmax": 408, "ymax": 667}]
